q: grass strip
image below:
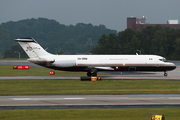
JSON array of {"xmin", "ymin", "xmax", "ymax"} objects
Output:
[
  {"xmin": 0, "ymin": 80, "xmax": 180, "ymax": 95},
  {"xmin": 0, "ymin": 65, "xmax": 109, "ymax": 76},
  {"xmin": 0, "ymin": 108, "xmax": 180, "ymax": 120}
]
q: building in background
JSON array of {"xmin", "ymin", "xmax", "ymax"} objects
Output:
[{"xmin": 127, "ymin": 16, "xmax": 180, "ymax": 31}]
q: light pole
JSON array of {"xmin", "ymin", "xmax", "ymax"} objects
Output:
[{"xmin": 15, "ymin": 51, "xmax": 20, "ymax": 59}]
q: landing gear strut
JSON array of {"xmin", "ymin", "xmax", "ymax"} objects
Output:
[
  {"xmin": 164, "ymin": 72, "xmax": 168, "ymax": 76},
  {"xmin": 87, "ymin": 71, "xmax": 97, "ymax": 76},
  {"xmin": 92, "ymin": 72, "xmax": 97, "ymax": 76}
]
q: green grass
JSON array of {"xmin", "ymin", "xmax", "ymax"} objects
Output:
[
  {"xmin": 0, "ymin": 108, "xmax": 180, "ymax": 120},
  {"xmin": 0, "ymin": 65, "xmax": 109, "ymax": 76},
  {"xmin": 0, "ymin": 80, "xmax": 180, "ymax": 95}
]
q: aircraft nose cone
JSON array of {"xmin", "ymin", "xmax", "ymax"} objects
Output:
[
  {"xmin": 173, "ymin": 65, "xmax": 176, "ymax": 70},
  {"xmin": 166, "ymin": 62, "xmax": 176, "ymax": 71},
  {"xmin": 171, "ymin": 63, "xmax": 176, "ymax": 70}
]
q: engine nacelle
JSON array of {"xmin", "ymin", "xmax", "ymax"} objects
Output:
[
  {"xmin": 28, "ymin": 57, "xmax": 55, "ymax": 64},
  {"xmin": 52, "ymin": 60, "xmax": 76, "ymax": 67}
]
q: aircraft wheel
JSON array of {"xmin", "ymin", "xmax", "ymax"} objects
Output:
[
  {"xmin": 87, "ymin": 72, "xmax": 92, "ymax": 76},
  {"xmin": 92, "ymin": 72, "xmax": 97, "ymax": 76},
  {"xmin": 164, "ymin": 72, "xmax": 168, "ymax": 76}
]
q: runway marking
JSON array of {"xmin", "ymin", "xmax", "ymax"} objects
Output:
[
  {"xmin": 169, "ymin": 97, "xmax": 180, "ymax": 99},
  {"xmin": 11, "ymin": 98, "xmax": 31, "ymax": 100},
  {"xmin": 63, "ymin": 98, "xmax": 85, "ymax": 100},
  {"xmin": 11, "ymin": 98, "xmax": 86, "ymax": 100}
]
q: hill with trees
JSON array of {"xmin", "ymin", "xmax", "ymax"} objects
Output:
[
  {"xmin": 90, "ymin": 25, "xmax": 180, "ymax": 60},
  {"xmin": 1, "ymin": 18, "xmax": 180, "ymax": 60},
  {"xmin": 0, "ymin": 18, "xmax": 117, "ymax": 58}
]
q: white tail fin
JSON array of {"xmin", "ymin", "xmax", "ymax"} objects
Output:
[{"xmin": 15, "ymin": 37, "xmax": 52, "ymax": 58}]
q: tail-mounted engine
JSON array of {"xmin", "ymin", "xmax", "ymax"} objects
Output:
[{"xmin": 52, "ymin": 60, "xmax": 76, "ymax": 67}]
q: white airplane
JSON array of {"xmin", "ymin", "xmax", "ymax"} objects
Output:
[{"xmin": 11, "ymin": 37, "xmax": 176, "ymax": 76}]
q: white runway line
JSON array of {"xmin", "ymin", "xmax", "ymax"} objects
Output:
[
  {"xmin": 11, "ymin": 98, "xmax": 86, "ymax": 100},
  {"xmin": 169, "ymin": 97, "xmax": 180, "ymax": 99}
]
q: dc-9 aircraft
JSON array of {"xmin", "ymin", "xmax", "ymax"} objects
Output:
[{"xmin": 10, "ymin": 37, "xmax": 176, "ymax": 76}]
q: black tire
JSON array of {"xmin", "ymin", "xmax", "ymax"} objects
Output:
[
  {"xmin": 92, "ymin": 72, "xmax": 97, "ymax": 76},
  {"xmin": 87, "ymin": 72, "xmax": 92, "ymax": 76},
  {"xmin": 164, "ymin": 72, "xmax": 168, "ymax": 76}
]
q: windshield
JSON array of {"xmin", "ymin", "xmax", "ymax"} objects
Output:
[{"xmin": 159, "ymin": 58, "xmax": 167, "ymax": 62}]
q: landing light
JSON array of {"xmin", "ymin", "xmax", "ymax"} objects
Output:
[
  {"xmin": 115, "ymin": 66, "xmax": 119, "ymax": 69},
  {"xmin": 123, "ymin": 63, "xmax": 126, "ymax": 66}
]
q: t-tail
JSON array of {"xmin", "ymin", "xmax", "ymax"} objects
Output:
[{"xmin": 14, "ymin": 37, "xmax": 54, "ymax": 64}]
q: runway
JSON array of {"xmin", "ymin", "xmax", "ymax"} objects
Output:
[
  {"xmin": 0, "ymin": 73, "xmax": 180, "ymax": 80},
  {"xmin": 0, "ymin": 60, "xmax": 36, "ymax": 66},
  {"xmin": 0, "ymin": 94, "xmax": 180, "ymax": 109}
]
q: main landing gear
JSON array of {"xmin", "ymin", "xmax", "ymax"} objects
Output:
[{"xmin": 87, "ymin": 71, "xmax": 97, "ymax": 76}]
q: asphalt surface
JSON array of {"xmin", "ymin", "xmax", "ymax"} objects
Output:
[
  {"xmin": 0, "ymin": 60, "xmax": 36, "ymax": 66},
  {"xmin": 0, "ymin": 94, "xmax": 180, "ymax": 109}
]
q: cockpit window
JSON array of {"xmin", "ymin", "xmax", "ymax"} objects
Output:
[{"xmin": 159, "ymin": 58, "xmax": 167, "ymax": 62}]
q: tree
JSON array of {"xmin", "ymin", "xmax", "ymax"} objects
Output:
[
  {"xmin": 173, "ymin": 38, "xmax": 180, "ymax": 59},
  {"xmin": 90, "ymin": 33, "xmax": 119, "ymax": 54},
  {"xmin": 57, "ymin": 49, "xmax": 64, "ymax": 55},
  {"xmin": 106, "ymin": 33, "xmax": 119, "ymax": 54},
  {"xmin": 4, "ymin": 44, "xmax": 28, "ymax": 58},
  {"xmin": 151, "ymin": 30, "xmax": 167, "ymax": 57},
  {"xmin": 125, "ymin": 35, "xmax": 141, "ymax": 54},
  {"xmin": 117, "ymin": 28, "xmax": 135, "ymax": 53},
  {"xmin": 0, "ymin": 18, "xmax": 117, "ymax": 56},
  {"xmin": 90, "ymin": 34, "xmax": 107, "ymax": 54}
]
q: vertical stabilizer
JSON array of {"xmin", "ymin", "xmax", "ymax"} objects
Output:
[{"xmin": 15, "ymin": 37, "xmax": 52, "ymax": 58}]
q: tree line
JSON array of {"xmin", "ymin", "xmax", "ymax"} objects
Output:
[
  {"xmin": 1, "ymin": 18, "xmax": 180, "ymax": 60},
  {"xmin": 0, "ymin": 18, "xmax": 117, "ymax": 58},
  {"xmin": 90, "ymin": 25, "xmax": 180, "ymax": 60}
]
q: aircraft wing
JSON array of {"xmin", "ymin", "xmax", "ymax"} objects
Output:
[{"xmin": 94, "ymin": 67, "xmax": 114, "ymax": 70}]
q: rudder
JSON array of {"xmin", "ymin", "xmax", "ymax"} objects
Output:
[{"xmin": 15, "ymin": 37, "xmax": 52, "ymax": 58}]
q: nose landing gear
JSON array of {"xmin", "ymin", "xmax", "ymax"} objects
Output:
[{"xmin": 164, "ymin": 72, "xmax": 168, "ymax": 76}]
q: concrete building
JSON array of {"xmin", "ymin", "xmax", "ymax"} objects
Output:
[{"xmin": 127, "ymin": 16, "xmax": 180, "ymax": 31}]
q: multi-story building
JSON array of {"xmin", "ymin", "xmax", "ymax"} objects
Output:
[{"xmin": 127, "ymin": 16, "xmax": 180, "ymax": 31}]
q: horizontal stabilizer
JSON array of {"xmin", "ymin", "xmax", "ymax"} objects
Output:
[
  {"xmin": 15, "ymin": 37, "xmax": 37, "ymax": 43},
  {"xmin": 7, "ymin": 37, "xmax": 37, "ymax": 42}
]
